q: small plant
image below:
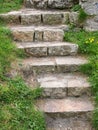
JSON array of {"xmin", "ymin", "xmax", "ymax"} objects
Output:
[
  {"xmin": 78, "ymin": 8, "xmax": 88, "ymax": 23},
  {"xmin": 72, "ymin": 4, "xmax": 81, "ymax": 12}
]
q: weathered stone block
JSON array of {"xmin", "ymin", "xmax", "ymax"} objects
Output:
[
  {"xmin": 32, "ymin": 65, "xmax": 55, "ymax": 74},
  {"xmin": 84, "ymin": 18, "xmax": 98, "ymax": 31},
  {"xmin": 62, "ymin": 12, "xmax": 69, "ymax": 24},
  {"xmin": 0, "ymin": 13, "xmax": 20, "ymax": 24},
  {"xmin": 43, "ymin": 30, "xmax": 64, "ymax": 42},
  {"xmin": 25, "ymin": 0, "xmax": 75, "ymax": 9},
  {"xmin": 25, "ymin": 47, "xmax": 47, "ymax": 57},
  {"xmin": 80, "ymin": 0, "xmax": 98, "ymax": 15},
  {"xmin": 69, "ymin": 12, "xmax": 79, "ymax": 25},
  {"xmin": 48, "ymin": 45, "xmax": 72, "ymax": 56},
  {"xmin": 34, "ymin": 30, "xmax": 43, "ymax": 41},
  {"xmin": 12, "ymin": 30, "xmax": 34, "ymax": 42},
  {"xmin": 48, "ymin": 0, "xmax": 74, "ymax": 9},
  {"xmin": 21, "ymin": 14, "xmax": 41, "ymax": 25},
  {"xmin": 43, "ymin": 13, "xmax": 63, "ymax": 25}
]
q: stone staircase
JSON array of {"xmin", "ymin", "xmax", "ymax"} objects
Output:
[{"xmin": 0, "ymin": 0, "xmax": 94, "ymax": 129}]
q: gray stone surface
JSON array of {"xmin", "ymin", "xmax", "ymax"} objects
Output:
[
  {"xmin": 12, "ymin": 29, "xmax": 34, "ymax": 42},
  {"xmin": 43, "ymin": 13, "xmax": 63, "ymax": 25},
  {"xmin": 10, "ymin": 25, "xmax": 65, "ymax": 42},
  {"xmin": 20, "ymin": 56, "xmax": 87, "ymax": 74},
  {"xmin": 0, "ymin": 11, "xmax": 20, "ymax": 24},
  {"xmin": 21, "ymin": 14, "xmax": 41, "ymax": 25},
  {"xmin": 34, "ymin": 30, "xmax": 43, "ymax": 41},
  {"xmin": 16, "ymin": 42, "xmax": 78, "ymax": 57},
  {"xmin": 0, "ymin": 9, "xmax": 71, "ymax": 25},
  {"xmin": 25, "ymin": 0, "xmax": 75, "ymax": 9},
  {"xmin": 80, "ymin": 0, "xmax": 98, "ymax": 15},
  {"xmin": 46, "ymin": 116, "xmax": 94, "ymax": 130},
  {"xmin": 84, "ymin": 17, "xmax": 98, "ymax": 31},
  {"xmin": 48, "ymin": 0, "xmax": 73, "ymax": 9},
  {"xmin": 43, "ymin": 29, "xmax": 64, "ymax": 42},
  {"xmin": 69, "ymin": 12, "xmax": 79, "ymax": 25},
  {"xmin": 55, "ymin": 57, "xmax": 87, "ymax": 72},
  {"xmin": 36, "ymin": 97, "xmax": 94, "ymax": 117},
  {"xmin": 37, "ymin": 73, "xmax": 91, "ymax": 98}
]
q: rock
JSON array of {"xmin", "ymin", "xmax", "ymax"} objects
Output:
[
  {"xmin": 69, "ymin": 12, "xmax": 79, "ymax": 25},
  {"xmin": 43, "ymin": 29, "xmax": 64, "ymax": 42},
  {"xmin": 84, "ymin": 17, "xmax": 98, "ymax": 31},
  {"xmin": 80, "ymin": 0, "xmax": 98, "ymax": 15},
  {"xmin": 48, "ymin": 0, "xmax": 73, "ymax": 9},
  {"xmin": 34, "ymin": 30, "xmax": 43, "ymax": 41},
  {"xmin": 25, "ymin": 0, "xmax": 74, "ymax": 9},
  {"xmin": 12, "ymin": 30, "xmax": 34, "ymax": 42},
  {"xmin": 43, "ymin": 13, "xmax": 63, "ymax": 25},
  {"xmin": 21, "ymin": 14, "xmax": 41, "ymax": 25}
]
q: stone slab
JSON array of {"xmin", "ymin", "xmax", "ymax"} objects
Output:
[
  {"xmin": 25, "ymin": 0, "xmax": 76, "ymax": 9},
  {"xmin": 46, "ymin": 116, "xmax": 94, "ymax": 130},
  {"xmin": 20, "ymin": 56, "xmax": 88, "ymax": 74},
  {"xmin": 36, "ymin": 97, "xmax": 94, "ymax": 117},
  {"xmin": 16, "ymin": 42, "xmax": 78, "ymax": 57},
  {"xmin": 0, "ymin": 9, "xmax": 70, "ymax": 25},
  {"xmin": 55, "ymin": 56, "xmax": 87, "ymax": 72},
  {"xmin": 10, "ymin": 25, "xmax": 65, "ymax": 42},
  {"xmin": 37, "ymin": 73, "xmax": 91, "ymax": 98}
]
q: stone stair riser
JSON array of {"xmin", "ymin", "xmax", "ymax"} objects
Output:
[
  {"xmin": 24, "ymin": 0, "xmax": 78, "ymax": 10},
  {"xmin": 19, "ymin": 45, "xmax": 78, "ymax": 57},
  {"xmin": 40, "ymin": 87, "xmax": 91, "ymax": 99},
  {"xmin": 0, "ymin": 11, "xmax": 78, "ymax": 25},
  {"xmin": 45, "ymin": 111, "xmax": 93, "ymax": 120},
  {"xmin": 11, "ymin": 29, "xmax": 64, "ymax": 42},
  {"xmin": 0, "ymin": 12, "xmax": 69, "ymax": 25},
  {"xmin": 21, "ymin": 65, "xmax": 83, "ymax": 75}
]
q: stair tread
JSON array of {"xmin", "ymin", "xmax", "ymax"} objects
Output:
[
  {"xmin": 37, "ymin": 73, "xmax": 90, "ymax": 89},
  {"xmin": 46, "ymin": 117, "xmax": 93, "ymax": 130},
  {"xmin": 0, "ymin": 9, "xmax": 70, "ymax": 15},
  {"xmin": 10, "ymin": 24, "xmax": 68, "ymax": 31},
  {"xmin": 16, "ymin": 42, "xmax": 78, "ymax": 49},
  {"xmin": 36, "ymin": 97, "xmax": 94, "ymax": 113},
  {"xmin": 22, "ymin": 56, "xmax": 87, "ymax": 66}
]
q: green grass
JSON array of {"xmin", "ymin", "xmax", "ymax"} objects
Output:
[
  {"xmin": 64, "ymin": 30, "xmax": 98, "ymax": 129},
  {"xmin": 0, "ymin": 1, "xmax": 46, "ymax": 130},
  {"xmin": 0, "ymin": 26, "xmax": 46, "ymax": 129},
  {"xmin": 0, "ymin": 77, "xmax": 45, "ymax": 130},
  {"xmin": 0, "ymin": 0, "xmax": 23, "ymax": 13}
]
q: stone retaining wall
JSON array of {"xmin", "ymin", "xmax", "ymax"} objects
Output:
[
  {"xmin": 80, "ymin": 0, "xmax": 98, "ymax": 31},
  {"xmin": 25, "ymin": 0, "xmax": 79, "ymax": 9}
]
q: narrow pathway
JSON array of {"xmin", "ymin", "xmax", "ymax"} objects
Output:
[{"xmin": 0, "ymin": 1, "xmax": 94, "ymax": 129}]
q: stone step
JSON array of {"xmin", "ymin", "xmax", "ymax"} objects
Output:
[
  {"xmin": 46, "ymin": 116, "xmax": 94, "ymax": 130},
  {"xmin": 20, "ymin": 56, "xmax": 87, "ymax": 74},
  {"xmin": 36, "ymin": 73, "xmax": 91, "ymax": 98},
  {"xmin": 35, "ymin": 97, "xmax": 94, "ymax": 118},
  {"xmin": 25, "ymin": 0, "xmax": 79, "ymax": 10},
  {"xmin": 10, "ymin": 25, "xmax": 68, "ymax": 42},
  {"xmin": 0, "ymin": 9, "xmax": 78, "ymax": 25},
  {"xmin": 0, "ymin": 9, "xmax": 69, "ymax": 25},
  {"xmin": 16, "ymin": 42, "xmax": 78, "ymax": 57}
]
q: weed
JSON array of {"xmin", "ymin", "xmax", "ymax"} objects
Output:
[
  {"xmin": 72, "ymin": 4, "xmax": 81, "ymax": 12},
  {"xmin": 78, "ymin": 8, "xmax": 88, "ymax": 23}
]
